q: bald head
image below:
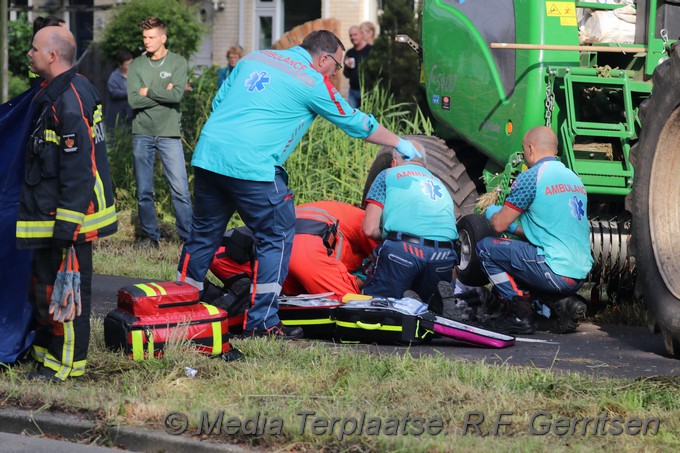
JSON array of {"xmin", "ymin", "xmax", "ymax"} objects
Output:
[
  {"xmin": 29, "ymin": 26, "xmax": 76, "ymax": 81},
  {"xmin": 524, "ymin": 126, "xmax": 558, "ymax": 153},
  {"xmin": 522, "ymin": 126, "xmax": 558, "ymax": 166}
]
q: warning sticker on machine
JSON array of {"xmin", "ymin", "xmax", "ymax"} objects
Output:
[{"xmin": 546, "ymin": 1, "xmax": 577, "ymax": 26}]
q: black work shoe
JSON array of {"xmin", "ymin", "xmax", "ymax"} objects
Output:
[
  {"xmin": 133, "ymin": 237, "xmax": 160, "ymax": 249},
  {"xmin": 551, "ymin": 296, "xmax": 587, "ymax": 334},
  {"xmin": 242, "ymin": 322, "xmax": 304, "ymax": 340},
  {"xmin": 26, "ymin": 366, "xmax": 64, "ymax": 383},
  {"xmin": 403, "ymin": 290, "xmax": 422, "ymax": 302},
  {"xmin": 485, "ymin": 313, "xmax": 535, "ymax": 335},
  {"xmin": 219, "ymin": 348, "xmax": 245, "ymax": 362}
]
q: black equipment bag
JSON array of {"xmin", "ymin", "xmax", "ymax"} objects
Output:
[
  {"xmin": 333, "ymin": 298, "xmax": 434, "ymax": 345},
  {"xmin": 278, "ymin": 294, "xmax": 341, "ymax": 338}
]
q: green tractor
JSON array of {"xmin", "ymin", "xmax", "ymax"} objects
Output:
[{"xmin": 387, "ymin": 0, "xmax": 680, "ymax": 356}]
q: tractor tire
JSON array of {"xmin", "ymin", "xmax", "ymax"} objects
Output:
[
  {"xmin": 362, "ymin": 135, "xmax": 479, "ymax": 219},
  {"xmin": 630, "ymin": 45, "xmax": 680, "ymax": 358},
  {"xmin": 455, "ymin": 214, "xmax": 497, "ymax": 286}
]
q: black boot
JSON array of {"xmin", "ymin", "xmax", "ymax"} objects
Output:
[
  {"xmin": 485, "ymin": 299, "xmax": 535, "ymax": 335},
  {"xmin": 550, "ymin": 295, "xmax": 587, "ymax": 333}
]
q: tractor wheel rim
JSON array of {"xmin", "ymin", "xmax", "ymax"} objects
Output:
[
  {"xmin": 459, "ymin": 229, "xmax": 472, "ymax": 270},
  {"xmin": 649, "ymin": 107, "xmax": 680, "ymax": 298}
]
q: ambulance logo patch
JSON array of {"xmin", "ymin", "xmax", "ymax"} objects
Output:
[
  {"xmin": 63, "ymin": 133, "xmax": 77, "ymax": 152},
  {"xmin": 569, "ymin": 196, "xmax": 585, "ymax": 221},
  {"xmin": 421, "ymin": 180, "xmax": 443, "ymax": 200},
  {"xmin": 246, "ymin": 71, "xmax": 270, "ymax": 92}
]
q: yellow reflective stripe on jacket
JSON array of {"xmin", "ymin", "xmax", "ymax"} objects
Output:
[
  {"xmin": 16, "ymin": 220, "xmax": 54, "ymax": 238},
  {"xmin": 93, "ymin": 105, "xmax": 103, "ymax": 125},
  {"xmin": 56, "ymin": 207, "xmax": 85, "ymax": 225},
  {"xmin": 81, "ymin": 205, "xmax": 117, "ymax": 232},
  {"xmin": 44, "ymin": 129, "xmax": 59, "ymax": 145},
  {"xmin": 201, "ymin": 302, "xmax": 223, "ymax": 354},
  {"xmin": 94, "ymin": 171, "xmax": 106, "ymax": 210},
  {"xmin": 17, "ymin": 205, "xmax": 116, "ymax": 238},
  {"xmin": 92, "ymin": 105, "xmax": 103, "ymax": 138}
]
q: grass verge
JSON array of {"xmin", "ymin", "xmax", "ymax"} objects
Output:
[{"xmin": 2, "ymin": 322, "xmax": 679, "ymax": 452}]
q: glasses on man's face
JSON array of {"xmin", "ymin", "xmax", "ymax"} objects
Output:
[{"xmin": 326, "ymin": 54, "xmax": 343, "ymax": 71}]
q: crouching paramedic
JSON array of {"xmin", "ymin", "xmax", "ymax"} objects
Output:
[
  {"xmin": 17, "ymin": 26, "xmax": 118, "ymax": 381},
  {"xmin": 176, "ymin": 30, "xmax": 420, "ymax": 339},
  {"xmin": 478, "ymin": 126, "xmax": 593, "ymax": 335},
  {"xmin": 210, "ymin": 201, "xmax": 379, "ymax": 300},
  {"xmin": 362, "ymin": 141, "xmax": 459, "ymax": 302}
]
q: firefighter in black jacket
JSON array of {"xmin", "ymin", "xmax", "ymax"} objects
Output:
[{"xmin": 18, "ymin": 26, "xmax": 118, "ymax": 382}]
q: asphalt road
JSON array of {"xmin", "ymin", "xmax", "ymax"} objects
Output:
[{"xmin": 92, "ymin": 274, "xmax": 680, "ymax": 380}]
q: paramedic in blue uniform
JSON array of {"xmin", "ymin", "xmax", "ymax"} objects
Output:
[
  {"xmin": 176, "ymin": 30, "xmax": 421, "ymax": 338},
  {"xmin": 478, "ymin": 126, "xmax": 593, "ymax": 335},
  {"xmin": 362, "ymin": 141, "xmax": 458, "ymax": 302}
]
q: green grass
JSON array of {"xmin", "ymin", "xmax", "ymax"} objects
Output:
[
  {"xmin": 2, "ymin": 324, "xmax": 679, "ymax": 451},
  {"xmin": 31, "ymin": 218, "xmax": 680, "ymax": 452}
]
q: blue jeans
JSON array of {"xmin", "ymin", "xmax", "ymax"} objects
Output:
[
  {"xmin": 177, "ymin": 167, "xmax": 295, "ymax": 332},
  {"xmin": 132, "ymin": 135, "xmax": 192, "ymax": 241},
  {"xmin": 363, "ymin": 237, "xmax": 457, "ymax": 302},
  {"xmin": 476, "ymin": 237, "xmax": 583, "ymax": 302},
  {"xmin": 348, "ymin": 88, "xmax": 361, "ymax": 109}
]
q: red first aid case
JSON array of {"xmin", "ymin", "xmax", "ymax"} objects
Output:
[
  {"xmin": 117, "ymin": 281, "xmax": 199, "ymax": 316},
  {"xmin": 104, "ymin": 302, "xmax": 232, "ymax": 360}
]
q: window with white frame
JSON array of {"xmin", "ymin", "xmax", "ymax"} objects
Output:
[{"xmin": 255, "ymin": 0, "xmax": 282, "ymax": 50}]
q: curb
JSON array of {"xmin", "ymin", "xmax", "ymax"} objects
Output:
[{"xmin": 0, "ymin": 408, "xmax": 249, "ymax": 453}]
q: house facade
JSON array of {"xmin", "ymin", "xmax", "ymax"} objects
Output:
[
  {"xmin": 93, "ymin": 0, "xmax": 378, "ymax": 75},
  {"xmin": 11, "ymin": 0, "xmax": 380, "ymax": 95}
]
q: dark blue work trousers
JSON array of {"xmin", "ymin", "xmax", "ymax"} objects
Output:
[
  {"xmin": 178, "ymin": 167, "xmax": 295, "ymax": 332},
  {"xmin": 363, "ymin": 237, "xmax": 457, "ymax": 302},
  {"xmin": 476, "ymin": 237, "xmax": 583, "ymax": 302}
]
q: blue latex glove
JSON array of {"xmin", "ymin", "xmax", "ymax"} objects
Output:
[
  {"xmin": 395, "ymin": 138, "xmax": 422, "ymax": 161},
  {"xmin": 485, "ymin": 205, "xmax": 502, "ymax": 220},
  {"xmin": 486, "ymin": 205, "xmax": 519, "ymax": 233}
]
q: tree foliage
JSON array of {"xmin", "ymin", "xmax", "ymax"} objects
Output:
[
  {"xmin": 363, "ymin": 0, "xmax": 422, "ymax": 109},
  {"xmin": 8, "ymin": 13, "xmax": 34, "ymax": 77},
  {"xmin": 100, "ymin": 0, "xmax": 204, "ymax": 61}
]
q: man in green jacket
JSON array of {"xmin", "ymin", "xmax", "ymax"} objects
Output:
[{"xmin": 127, "ymin": 17, "xmax": 192, "ymax": 247}]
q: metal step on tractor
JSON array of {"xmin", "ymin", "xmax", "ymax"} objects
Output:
[{"xmin": 366, "ymin": 0, "xmax": 680, "ymax": 356}]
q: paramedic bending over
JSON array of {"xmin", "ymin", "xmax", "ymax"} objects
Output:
[{"xmin": 177, "ymin": 30, "xmax": 421, "ymax": 339}]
